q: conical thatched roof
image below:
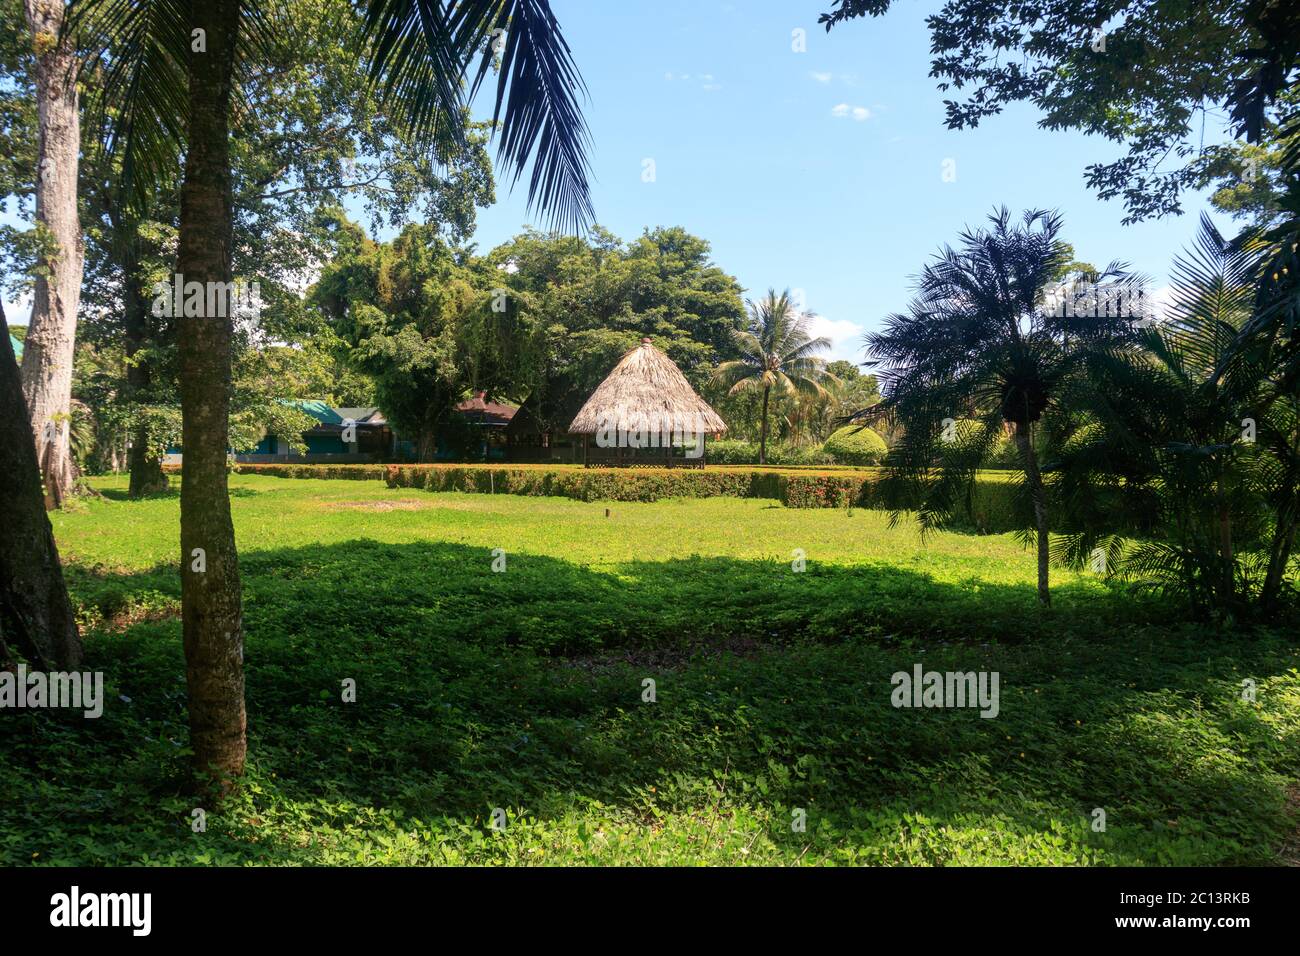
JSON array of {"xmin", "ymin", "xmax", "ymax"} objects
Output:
[{"xmin": 569, "ymin": 339, "xmax": 727, "ymax": 437}]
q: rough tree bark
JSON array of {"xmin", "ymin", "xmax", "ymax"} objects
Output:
[
  {"xmin": 758, "ymin": 384, "xmax": 770, "ymax": 465},
  {"xmin": 0, "ymin": 301, "xmax": 82, "ymax": 670},
  {"xmin": 21, "ymin": 0, "xmax": 83, "ymax": 507},
  {"xmin": 178, "ymin": 0, "xmax": 246, "ymax": 791}
]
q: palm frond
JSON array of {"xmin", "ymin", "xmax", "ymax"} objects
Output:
[
  {"xmin": 74, "ymin": 0, "xmax": 191, "ymax": 215},
  {"xmin": 364, "ymin": 0, "xmax": 594, "ymax": 232}
]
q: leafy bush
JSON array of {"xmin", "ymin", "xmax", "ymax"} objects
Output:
[
  {"xmin": 823, "ymin": 425, "xmax": 888, "ymax": 465},
  {"xmin": 776, "ymin": 469, "xmax": 1022, "ymax": 530},
  {"xmin": 385, "ymin": 464, "xmax": 784, "ymax": 503},
  {"xmin": 707, "ymin": 440, "xmax": 836, "ymax": 466},
  {"xmin": 382, "ymin": 463, "xmax": 1021, "ymax": 530},
  {"xmin": 231, "ymin": 463, "xmax": 387, "ymax": 480},
  {"xmin": 778, "ymin": 472, "xmax": 871, "ymax": 509},
  {"xmin": 173, "ymin": 460, "xmax": 1022, "ymax": 529},
  {"xmin": 951, "ymin": 418, "xmax": 1020, "ymax": 469}
]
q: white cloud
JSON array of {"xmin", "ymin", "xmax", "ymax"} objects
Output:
[
  {"xmin": 665, "ymin": 72, "xmax": 718, "ymax": 89},
  {"xmin": 3, "ymin": 292, "xmax": 31, "ymax": 325},
  {"xmin": 804, "ymin": 313, "xmax": 864, "ymax": 360},
  {"xmin": 1148, "ymin": 283, "xmax": 1174, "ymax": 322},
  {"xmin": 831, "ymin": 103, "xmax": 871, "ymax": 121},
  {"xmin": 809, "ymin": 71, "xmax": 832, "ymax": 84}
]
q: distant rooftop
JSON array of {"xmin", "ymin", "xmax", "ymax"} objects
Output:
[
  {"xmin": 454, "ymin": 391, "xmax": 517, "ymax": 427},
  {"xmin": 284, "ymin": 401, "xmax": 385, "ymax": 428}
]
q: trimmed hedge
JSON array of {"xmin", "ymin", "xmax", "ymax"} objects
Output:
[
  {"xmin": 385, "ymin": 464, "xmax": 784, "ymax": 503},
  {"xmin": 382, "ymin": 463, "xmax": 1021, "ymax": 531},
  {"xmin": 163, "ymin": 463, "xmax": 385, "ymax": 479},
  {"xmin": 775, "ymin": 471, "xmax": 1021, "ymax": 532},
  {"xmin": 234, "ymin": 463, "xmax": 387, "ymax": 480},
  {"xmin": 177, "ymin": 460, "xmax": 1020, "ymax": 531}
]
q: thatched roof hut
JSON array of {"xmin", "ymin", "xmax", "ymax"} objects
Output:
[{"xmin": 568, "ymin": 338, "xmax": 726, "ymax": 466}]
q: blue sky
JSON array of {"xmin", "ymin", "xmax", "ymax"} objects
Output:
[
  {"xmin": 464, "ymin": 0, "xmax": 1235, "ymax": 362},
  {"xmin": 7, "ymin": 0, "xmax": 1237, "ymax": 365}
]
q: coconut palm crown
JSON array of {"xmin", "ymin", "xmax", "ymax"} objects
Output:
[
  {"xmin": 711, "ymin": 289, "xmax": 833, "ymax": 464},
  {"xmin": 865, "ymin": 207, "xmax": 1137, "ymax": 606}
]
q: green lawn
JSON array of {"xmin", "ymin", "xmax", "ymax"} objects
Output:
[{"xmin": 4, "ymin": 473, "xmax": 1298, "ymax": 865}]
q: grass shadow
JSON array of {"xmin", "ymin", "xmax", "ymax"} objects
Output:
[{"xmin": 4, "ymin": 537, "xmax": 1297, "ymax": 865}]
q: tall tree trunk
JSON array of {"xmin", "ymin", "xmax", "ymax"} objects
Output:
[
  {"xmin": 21, "ymin": 0, "xmax": 82, "ymax": 507},
  {"xmin": 120, "ymin": 224, "xmax": 168, "ymax": 497},
  {"xmin": 0, "ymin": 302, "xmax": 82, "ymax": 669},
  {"xmin": 178, "ymin": 0, "xmax": 246, "ymax": 792},
  {"xmin": 417, "ymin": 426, "xmax": 437, "ymax": 463},
  {"xmin": 759, "ymin": 385, "xmax": 770, "ymax": 465},
  {"xmin": 128, "ymin": 425, "xmax": 167, "ymax": 495},
  {"xmin": 1014, "ymin": 422, "xmax": 1051, "ymax": 607}
]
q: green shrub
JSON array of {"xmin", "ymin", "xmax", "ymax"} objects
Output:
[
  {"xmin": 984, "ymin": 438, "xmax": 1022, "ymax": 469},
  {"xmin": 824, "ymin": 425, "xmax": 888, "ymax": 465},
  {"xmin": 950, "ymin": 418, "xmax": 1020, "ymax": 469},
  {"xmin": 776, "ymin": 468, "xmax": 1022, "ymax": 531},
  {"xmin": 778, "ymin": 472, "xmax": 872, "ymax": 508},
  {"xmin": 385, "ymin": 464, "xmax": 784, "ymax": 503},
  {"xmin": 703, "ymin": 439, "xmax": 759, "ymax": 464},
  {"xmin": 707, "ymin": 440, "xmax": 835, "ymax": 466},
  {"xmin": 233, "ymin": 463, "xmax": 387, "ymax": 480},
  {"xmin": 382, "ymin": 463, "xmax": 1021, "ymax": 530}
]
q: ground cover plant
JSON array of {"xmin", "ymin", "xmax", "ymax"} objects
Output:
[{"xmin": 2, "ymin": 473, "xmax": 1296, "ymax": 866}]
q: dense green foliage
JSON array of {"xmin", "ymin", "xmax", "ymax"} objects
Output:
[
  {"xmin": 711, "ymin": 290, "xmax": 833, "ymax": 464},
  {"xmin": 310, "ymin": 223, "xmax": 748, "ymax": 458},
  {"xmin": 4, "ymin": 474, "xmax": 1296, "ymax": 865},
  {"xmin": 823, "ymin": 425, "xmax": 888, "ymax": 466},
  {"xmin": 1051, "ymin": 215, "xmax": 1300, "ymax": 620},
  {"xmin": 706, "ymin": 440, "xmax": 835, "ymax": 466},
  {"xmin": 485, "ymin": 226, "xmax": 747, "ymax": 427},
  {"xmin": 313, "ymin": 221, "xmax": 515, "ymax": 458}
]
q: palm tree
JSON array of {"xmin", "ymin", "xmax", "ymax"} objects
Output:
[
  {"xmin": 1052, "ymin": 214, "xmax": 1290, "ymax": 619},
  {"xmin": 77, "ymin": 0, "xmax": 593, "ymax": 792},
  {"xmin": 1224, "ymin": 110, "xmax": 1300, "ymax": 610},
  {"xmin": 866, "ymin": 208, "xmax": 1133, "ymax": 606},
  {"xmin": 712, "ymin": 289, "xmax": 833, "ymax": 464}
]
